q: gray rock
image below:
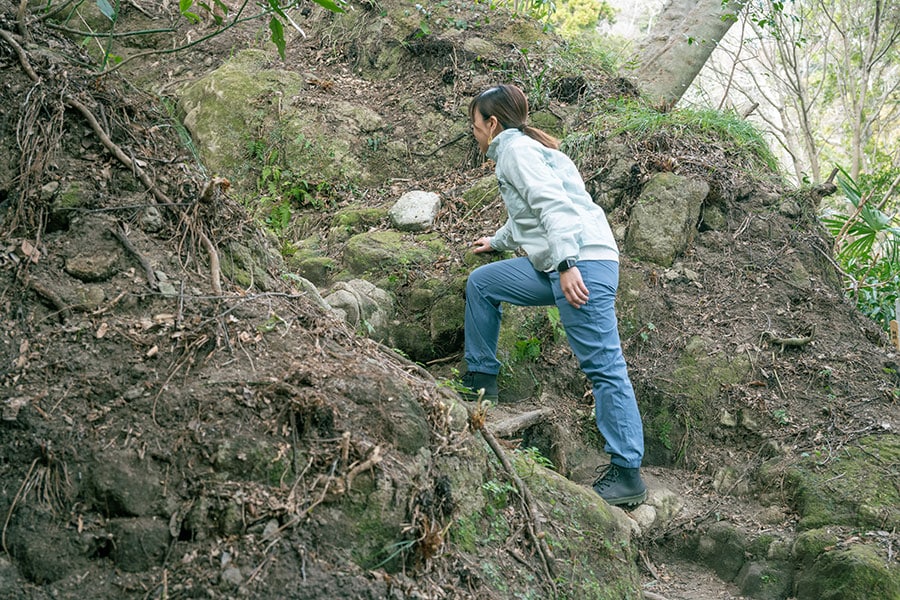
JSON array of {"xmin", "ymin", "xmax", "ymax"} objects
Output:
[
  {"xmin": 108, "ymin": 517, "xmax": 169, "ymax": 572},
  {"xmin": 90, "ymin": 451, "xmax": 163, "ymax": 517},
  {"xmin": 625, "ymin": 172, "xmax": 709, "ymax": 267},
  {"xmin": 389, "ymin": 190, "xmax": 441, "ymax": 232},
  {"xmin": 140, "ymin": 206, "xmax": 164, "ymax": 232},
  {"xmin": 221, "ymin": 566, "xmax": 244, "ymax": 587},
  {"xmin": 324, "ymin": 279, "xmax": 394, "ymax": 341},
  {"xmin": 65, "ymin": 250, "xmax": 121, "ymax": 282}
]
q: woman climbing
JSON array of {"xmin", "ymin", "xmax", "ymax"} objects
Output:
[{"xmin": 460, "ymin": 84, "xmax": 647, "ymax": 507}]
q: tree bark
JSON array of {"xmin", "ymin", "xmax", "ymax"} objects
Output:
[{"xmin": 631, "ymin": 0, "xmax": 746, "ymax": 109}]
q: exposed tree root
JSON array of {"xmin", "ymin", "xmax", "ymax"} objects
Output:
[
  {"xmin": 110, "ymin": 225, "xmax": 159, "ymax": 290},
  {"xmin": 0, "ymin": 26, "xmax": 223, "ymax": 296}
]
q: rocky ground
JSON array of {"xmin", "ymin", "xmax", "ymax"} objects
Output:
[{"xmin": 1, "ymin": 1, "xmax": 898, "ymax": 599}]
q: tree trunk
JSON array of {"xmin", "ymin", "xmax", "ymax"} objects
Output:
[{"xmin": 631, "ymin": 0, "xmax": 746, "ymax": 109}]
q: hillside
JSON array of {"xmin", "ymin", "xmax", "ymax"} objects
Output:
[{"xmin": 1, "ymin": 2, "xmax": 898, "ymax": 599}]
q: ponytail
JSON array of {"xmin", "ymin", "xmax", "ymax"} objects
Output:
[{"xmin": 520, "ymin": 124, "xmax": 559, "ymax": 150}]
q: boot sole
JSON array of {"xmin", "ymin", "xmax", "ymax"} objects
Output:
[{"xmin": 602, "ymin": 490, "xmax": 647, "ymax": 508}]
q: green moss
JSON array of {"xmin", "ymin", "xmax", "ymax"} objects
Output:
[
  {"xmin": 671, "ymin": 337, "xmax": 751, "ymax": 411},
  {"xmin": 331, "ymin": 207, "xmax": 388, "ymax": 234},
  {"xmin": 350, "ymin": 514, "xmax": 405, "ymax": 571},
  {"xmin": 212, "ymin": 439, "xmax": 292, "ymax": 485},
  {"xmin": 448, "ymin": 513, "xmax": 479, "ymax": 553},
  {"xmin": 461, "ymin": 176, "xmax": 499, "ymax": 210},
  {"xmin": 794, "ymin": 543, "xmax": 900, "ymax": 600},
  {"xmin": 786, "ymin": 435, "xmax": 900, "ymax": 530},
  {"xmin": 793, "ymin": 528, "xmax": 839, "ymax": 567},
  {"xmin": 748, "ymin": 534, "xmax": 776, "ymax": 558},
  {"xmin": 343, "ymin": 231, "xmax": 446, "ymax": 276},
  {"xmin": 54, "ymin": 182, "xmax": 90, "ymax": 210},
  {"xmin": 514, "ymin": 458, "xmax": 641, "ymax": 599}
]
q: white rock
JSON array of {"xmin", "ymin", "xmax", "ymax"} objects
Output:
[{"xmin": 389, "ymin": 190, "xmax": 441, "ymax": 231}]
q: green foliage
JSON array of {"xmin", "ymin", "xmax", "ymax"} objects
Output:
[
  {"xmin": 173, "ymin": 0, "xmax": 344, "ymax": 61},
  {"xmin": 482, "ymin": 0, "xmax": 558, "ymax": 23},
  {"xmin": 513, "ymin": 335, "xmax": 542, "ymax": 362},
  {"xmin": 243, "ymin": 133, "xmax": 333, "ymax": 237},
  {"xmin": 549, "ymin": 0, "xmax": 615, "ymax": 39},
  {"xmin": 482, "ymin": 479, "xmax": 517, "ymax": 508},
  {"xmin": 546, "ymin": 306, "xmax": 566, "ymax": 341},
  {"xmin": 592, "ymin": 100, "xmax": 780, "ymax": 172},
  {"xmin": 514, "ymin": 446, "xmax": 555, "ymax": 471},
  {"xmin": 639, "ymin": 321, "xmax": 655, "ymax": 343},
  {"xmin": 820, "ymin": 168, "xmax": 900, "ymax": 330}
]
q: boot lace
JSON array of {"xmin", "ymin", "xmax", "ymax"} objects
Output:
[{"xmin": 592, "ymin": 464, "xmax": 621, "ymax": 491}]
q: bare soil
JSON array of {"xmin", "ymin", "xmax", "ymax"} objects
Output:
[{"xmin": 1, "ymin": 2, "xmax": 898, "ymax": 599}]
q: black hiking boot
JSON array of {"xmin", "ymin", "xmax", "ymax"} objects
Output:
[
  {"xmin": 458, "ymin": 371, "xmax": 498, "ymax": 403},
  {"xmin": 592, "ymin": 464, "xmax": 647, "ymax": 507}
]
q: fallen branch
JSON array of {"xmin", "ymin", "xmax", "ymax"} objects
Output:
[
  {"xmin": 490, "ymin": 408, "xmax": 554, "ymax": 438},
  {"xmin": 760, "ymin": 325, "xmax": 816, "ymax": 351}
]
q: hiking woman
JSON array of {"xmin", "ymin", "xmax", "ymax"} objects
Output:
[{"xmin": 460, "ymin": 84, "xmax": 647, "ymax": 506}]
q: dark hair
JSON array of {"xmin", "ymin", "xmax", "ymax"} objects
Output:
[{"xmin": 468, "ymin": 84, "xmax": 560, "ymax": 150}]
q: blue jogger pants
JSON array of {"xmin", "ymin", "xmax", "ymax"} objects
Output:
[{"xmin": 464, "ymin": 257, "xmax": 644, "ymax": 468}]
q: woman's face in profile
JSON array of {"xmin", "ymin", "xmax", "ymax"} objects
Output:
[{"xmin": 471, "ymin": 109, "xmax": 497, "ymax": 154}]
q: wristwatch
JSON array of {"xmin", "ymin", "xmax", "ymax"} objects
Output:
[{"xmin": 557, "ymin": 257, "xmax": 578, "ymax": 272}]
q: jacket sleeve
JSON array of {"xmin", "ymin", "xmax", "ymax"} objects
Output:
[
  {"xmin": 501, "ymin": 143, "xmax": 584, "ymax": 264},
  {"xmin": 489, "ymin": 218, "xmax": 514, "ymax": 252}
]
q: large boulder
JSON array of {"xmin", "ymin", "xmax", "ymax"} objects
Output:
[{"xmin": 624, "ymin": 172, "xmax": 709, "ymax": 267}]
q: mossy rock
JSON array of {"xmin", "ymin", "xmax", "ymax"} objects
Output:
[
  {"xmin": 331, "ymin": 207, "xmax": 388, "ymax": 235},
  {"xmin": 429, "ymin": 293, "xmax": 465, "ymax": 354},
  {"xmin": 516, "ymin": 457, "xmax": 641, "ymax": 599},
  {"xmin": 785, "ymin": 434, "xmax": 900, "ymax": 531},
  {"xmin": 615, "ymin": 267, "xmax": 657, "ymax": 339},
  {"xmin": 285, "ymin": 243, "xmax": 336, "ymax": 286},
  {"xmin": 496, "ymin": 305, "xmax": 553, "ymax": 402},
  {"xmin": 178, "ymin": 50, "xmax": 365, "ymax": 188},
  {"xmin": 530, "ymin": 110, "xmax": 563, "ymax": 137},
  {"xmin": 211, "ymin": 438, "xmax": 292, "ymax": 486},
  {"xmin": 689, "ymin": 521, "xmax": 749, "ymax": 581},
  {"xmin": 793, "ymin": 528, "xmax": 839, "ymax": 567},
  {"xmin": 794, "ymin": 543, "xmax": 900, "ymax": 600},
  {"xmin": 342, "ymin": 231, "xmax": 447, "ymax": 276},
  {"xmin": 461, "ymin": 175, "xmax": 499, "ymax": 210},
  {"xmin": 220, "ymin": 241, "xmax": 278, "ymax": 291}
]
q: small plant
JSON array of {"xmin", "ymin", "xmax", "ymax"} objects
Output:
[
  {"xmin": 513, "ymin": 335, "xmax": 541, "ymax": 361},
  {"xmin": 772, "ymin": 408, "xmax": 791, "ymax": 425},
  {"xmin": 545, "ymin": 306, "xmax": 566, "ymax": 340},
  {"xmin": 514, "ymin": 446, "xmax": 555, "ymax": 471},
  {"xmin": 639, "ymin": 321, "xmax": 656, "ymax": 342},
  {"xmin": 482, "ymin": 479, "xmax": 517, "ymax": 508},
  {"xmin": 657, "ymin": 418, "xmax": 673, "ymax": 450}
]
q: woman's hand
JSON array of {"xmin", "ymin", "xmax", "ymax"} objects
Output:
[
  {"xmin": 471, "ymin": 237, "xmax": 493, "ymax": 254},
  {"xmin": 560, "ymin": 268, "xmax": 590, "ymax": 308}
]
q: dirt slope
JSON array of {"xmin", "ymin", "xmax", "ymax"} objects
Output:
[{"xmin": 1, "ymin": 2, "xmax": 898, "ymax": 599}]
